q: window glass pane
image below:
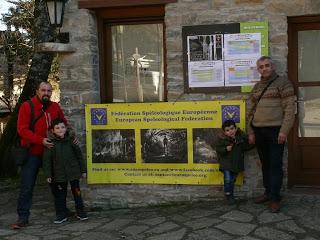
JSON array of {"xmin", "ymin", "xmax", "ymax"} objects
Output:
[
  {"xmin": 298, "ymin": 87, "xmax": 320, "ymax": 137},
  {"xmin": 298, "ymin": 30, "xmax": 320, "ymax": 82},
  {"xmin": 111, "ymin": 24, "xmax": 164, "ymax": 102}
]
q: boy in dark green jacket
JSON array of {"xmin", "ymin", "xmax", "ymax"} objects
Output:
[
  {"xmin": 216, "ymin": 120, "xmax": 253, "ymax": 204},
  {"xmin": 43, "ymin": 119, "xmax": 88, "ymax": 223}
]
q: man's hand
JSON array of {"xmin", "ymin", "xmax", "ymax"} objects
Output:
[
  {"xmin": 248, "ymin": 133, "xmax": 255, "ymax": 144},
  {"xmin": 43, "ymin": 138, "xmax": 54, "ymax": 148},
  {"xmin": 226, "ymin": 145, "xmax": 233, "ymax": 152},
  {"xmin": 47, "ymin": 178, "xmax": 52, "ymax": 183},
  {"xmin": 278, "ymin": 132, "xmax": 287, "ymax": 144}
]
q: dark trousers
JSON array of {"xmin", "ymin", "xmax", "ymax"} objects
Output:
[
  {"xmin": 17, "ymin": 155, "xmax": 42, "ymax": 222},
  {"xmin": 223, "ymin": 170, "xmax": 237, "ymax": 196},
  {"xmin": 254, "ymin": 126, "xmax": 285, "ymax": 202},
  {"xmin": 50, "ymin": 179, "xmax": 84, "ymax": 218}
]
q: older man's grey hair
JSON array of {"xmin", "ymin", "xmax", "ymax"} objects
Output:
[{"xmin": 256, "ymin": 56, "xmax": 274, "ymax": 66}]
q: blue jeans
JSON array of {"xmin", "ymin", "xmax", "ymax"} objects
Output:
[
  {"xmin": 17, "ymin": 155, "xmax": 42, "ymax": 222},
  {"xmin": 223, "ymin": 170, "xmax": 237, "ymax": 196},
  {"xmin": 50, "ymin": 179, "xmax": 84, "ymax": 218},
  {"xmin": 254, "ymin": 126, "xmax": 285, "ymax": 202}
]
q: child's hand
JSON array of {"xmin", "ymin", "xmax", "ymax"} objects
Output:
[
  {"xmin": 226, "ymin": 145, "xmax": 233, "ymax": 152},
  {"xmin": 47, "ymin": 178, "xmax": 52, "ymax": 183},
  {"xmin": 73, "ymin": 137, "xmax": 80, "ymax": 145}
]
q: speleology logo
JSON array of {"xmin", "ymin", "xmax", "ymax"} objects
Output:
[
  {"xmin": 221, "ymin": 105, "xmax": 240, "ymax": 123},
  {"xmin": 91, "ymin": 108, "xmax": 107, "ymax": 125}
]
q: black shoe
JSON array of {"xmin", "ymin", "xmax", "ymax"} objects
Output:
[
  {"xmin": 54, "ymin": 216, "xmax": 67, "ymax": 224},
  {"xmin": 76, "ymin": 210, "xmax": 88, "ymax": 221},
  {"xmin": 11, "ymin": 219, "xmax": 28, "ymax": 230}
]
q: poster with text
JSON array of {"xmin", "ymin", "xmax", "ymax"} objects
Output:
[
  {"xmin": 188, "ymin": 61, "xmax": 224, "ymax": 87},
  {"xmin": 86, "ymin": 101, "xmax": 246, "ymax": 185},
  {"xmin": 225, "ymin": 60, "xmax": 260, "ymax": 86},
  {"xmin": 224, "ymin": 33, "xmax": 261, "ymax": 60}
]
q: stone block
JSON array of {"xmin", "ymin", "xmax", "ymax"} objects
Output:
[
  {"xmin": 60, "ymin": 80, "xmax": 94, "ymax": 91},
  {"xmin": 310, "ymin": 0, "xmax": 320, "ymax": 13},
  {"xmin": 267, "ymin": 1, "xmax": 305, "ymax": 16},
  {"xmin": 270, "ymin": 34, "xmax": 287, "ymax": 44},
  {"xmin": 166, "ymin": 40, "xmax": 183, "ymax": 52},
  {"xmin": 211, "ymin": 0, "xmax": 230, "ymax": 8},
  {"xmin": 235, "ymin": 0, "xmax": 263, "ymax": 4},
  {"xmin": 81, "ymin": 91, "xmax": 101, "ymax": 104},
  {"xmin": 60, "ymin": 53, "xmax": 99, "ymax": 67},
  {"xmin": 110, "ymin": 198, "xmax": 128, "ymax": 209},
  {"xmin": 60, "ymin": 94, "xmax": 80, "ymax": 107}
]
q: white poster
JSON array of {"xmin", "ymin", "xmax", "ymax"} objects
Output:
[
  {"xmin": 187, "ymin": 34, "xmax": 224, "ymax": 62},
  {"xmin": 224, "ymin": 60, "xmax": 260, "ymax": 86},
  {"xmin": 224, "ymin": 33, "xmax": 261, "ymax": 60},
  {"xmin": 188, "ymin": 61, "xmax": 224, "ymax": 87}
]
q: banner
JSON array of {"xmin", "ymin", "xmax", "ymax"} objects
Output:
[{"xmin": 85, "ymin": 101, "xmax": 246, "ymax": 185}]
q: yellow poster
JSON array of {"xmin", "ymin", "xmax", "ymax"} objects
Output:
[{"xmin": 85, "ymin": 100, "xmax": 246, "ymax": 185}]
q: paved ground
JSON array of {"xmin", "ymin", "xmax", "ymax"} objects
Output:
[{"xmin": 0, "ymin": 183, "xmax": 320, "ymax": 240}]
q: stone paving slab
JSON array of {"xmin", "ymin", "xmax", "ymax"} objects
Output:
[
  {"xmin": 220, "ymin": 210, "xmax": 254, "ymax": 222},
  {"xmin": 0, "ymin": 185, "xmax": 320, "ymax": 240},
  {"xmin": 215, "ymin": 220, "xmax": 256, "ymax": 236}
]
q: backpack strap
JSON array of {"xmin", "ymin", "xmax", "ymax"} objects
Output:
[
  {"xmin": 256, "ymin": 75, "xmax": 279, "ymax": 104},
  {"xmin": 251, "ymin": 75, "xmax": 279, "ymax": 123},
  {"xmin": 27, "ymin": 100, "xmax": 44, "ymax": 132},
  {"xmin": 27, "ymin": 100, "xmax": 35, "ymax": 131}
]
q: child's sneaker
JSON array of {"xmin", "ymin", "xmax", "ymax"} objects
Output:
[
  {"xmin": 53, "ymin": 216, "xmax": 67, "ymax": 224},
  {"xmin": 227, "ymin": 196, "xmax": 236, "ymax": 205},
  {"xmin": 225, "ymin": 193, "xmax": 236, "ymax": 205},
  {"xmin": 76, "ymin": 210, "xmax": 88, "ymax": 221}
]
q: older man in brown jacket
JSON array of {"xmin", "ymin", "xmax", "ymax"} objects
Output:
[{"xmin": 248, "ymin": 56, "xmax": 295, "ymax": 213}]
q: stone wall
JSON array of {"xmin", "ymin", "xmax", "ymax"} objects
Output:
[
  {"xmin": 58, "ymin": 0, "xmax": 100, "ymax": 146},
  {"xmin": 57, "ymin": 0, "xmax": 320, "ymax": 209}
]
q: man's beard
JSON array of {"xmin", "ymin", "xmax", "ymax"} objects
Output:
[
  {"xmin": 41, "ymin": 96, "xmax": 50, "ymax": 103},
  {"xmin": 41, "ymin": 96, "xmax": 50, "ymax": 111}
]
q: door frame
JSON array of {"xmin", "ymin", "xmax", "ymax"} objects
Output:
[{"xmin": 287, "ymin": 14, "xmax": 320, "ymax": 187}]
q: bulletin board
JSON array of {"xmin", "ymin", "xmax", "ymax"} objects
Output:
[{"xmin": 182, "ymin": 21, "xmax": 268, "ymax": 93}]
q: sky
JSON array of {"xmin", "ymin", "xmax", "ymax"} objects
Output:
[{"xmin": 0, "ymin": 0, "xmax": 15, "ymax": 30}]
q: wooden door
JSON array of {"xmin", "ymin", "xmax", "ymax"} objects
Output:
[{"xmin": 288, "ymin": 15, "xmax": 320, "ymax": 186}]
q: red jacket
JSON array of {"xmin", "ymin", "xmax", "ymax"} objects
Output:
[{"xmin": 17, "ymin": 96, "xmax": 67, "ymax": 156}]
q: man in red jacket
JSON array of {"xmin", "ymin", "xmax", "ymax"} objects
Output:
[{"xmin": 12, "ymin": 81, "xmax": 67, "ymax": 229}]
